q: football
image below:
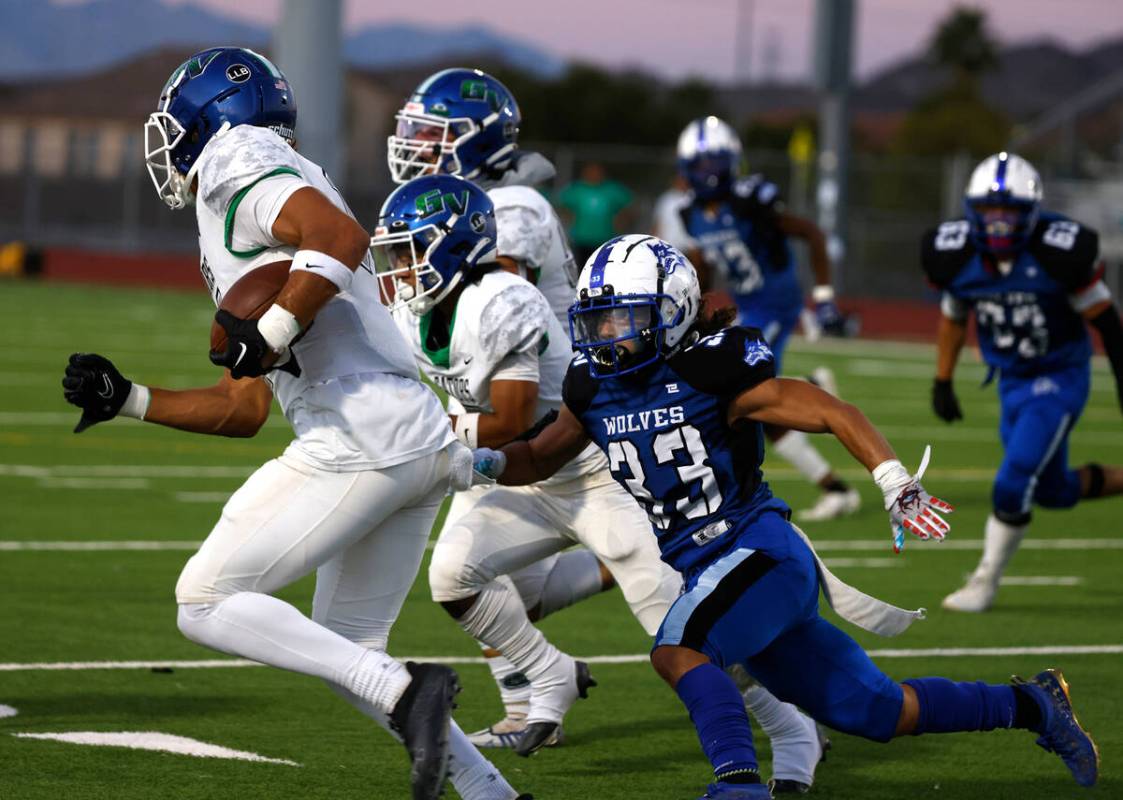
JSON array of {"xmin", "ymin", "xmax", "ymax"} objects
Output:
[{"xmin": 208, "ymin": 260, "xmax": 292, "ymax": 354}]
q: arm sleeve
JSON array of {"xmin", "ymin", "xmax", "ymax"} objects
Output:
[
  {"xmin": 226, "ymin": 173, "xmax": 308, "ymax": 254},
  {"xmin": 491, "ymin": 348, "xmax": 541, "ymax": 383},
  {"xmin": 940, "ymin": 291, "xmax": 970, "ymax": 322}
]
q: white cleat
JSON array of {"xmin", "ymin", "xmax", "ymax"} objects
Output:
[
  {"xmin": 941, "ymin": 571, "xmax": 999, "ymax": 613},
  {"xmin": 796, "ymin": 488, "xmax": 860, "ymax": 522},
  {"xmin": 466, "ymin": 716, "xmax": 564, "ymax": 749},
  {"xmin": 808, "ymin": 366, "xmax": 839, "ymax": 398}
]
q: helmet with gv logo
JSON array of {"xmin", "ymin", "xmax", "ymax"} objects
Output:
[
  {"xmin": 569, "ymin": 235, "xmax": 701, "ymax": 377},
  {"xmin": 144, "ymin": 47, "xmax": 296, "ymax": 209},
  {"xmin": 371, "ymin": 174, "xmax": 498, "ymax": 315},
  {"xmin": 387, "ymin": 68, "xmax": 520, "ymax": 183}
]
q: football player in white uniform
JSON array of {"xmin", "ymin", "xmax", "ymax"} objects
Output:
[
  {"xmin": 61, "ymin": 48, "xmax": 529, "ymax": 800},
  {"xmin": 389, "ymin": 68, "xmax": 619, "ymax": 742},
  {"xmin": 372, "ymin": 175, "xmax": 825, "ymax": 790}
]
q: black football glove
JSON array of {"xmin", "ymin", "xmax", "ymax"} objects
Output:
[
  {"xmin": 62, "ymin": 353, "xmax": 132, "ymax": 433},
  {"xmin": 208, "ymin": 310, "xmax": 301, "ymax": 379},
  {"xmin": 932, "ymin": 378, "xmax": 963, "ymax": 423}
]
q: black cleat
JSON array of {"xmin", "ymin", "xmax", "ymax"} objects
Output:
[
  {"xmin": 515, "ymin": 660, "xmax": 596, "ymax": 757},
  {"xmin": 389, "ymin": 661, "xmax": 461, "ymax": 800}
]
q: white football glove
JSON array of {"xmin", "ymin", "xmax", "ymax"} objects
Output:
[
  {"xmin": 872, "ymin": 445, "xmax": 954, "ymax": 553},
  {"xmin": 472, "ymin": 447, "xmax": 507, "ymax": 486}
]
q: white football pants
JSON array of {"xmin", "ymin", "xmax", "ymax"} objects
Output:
[{"xmin": 430, "ymin": 474, "xmax": 680, "ymax": 635}]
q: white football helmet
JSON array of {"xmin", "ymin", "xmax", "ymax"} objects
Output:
[
  {"xmin": 676, "ymin": 116, "xmax": 742, "ymax": 199},
  {"xmin": 569, "ymin": 234, "xmax": 700, "ymax": 376},
  {"xmin": 964, "ymin": 152, "xmax": 1042, "ymax": 256}
]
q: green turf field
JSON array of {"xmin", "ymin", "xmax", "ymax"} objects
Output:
[{"xmin": 1, "ymin": 281, "xmax": 1118, "ymax": 799}]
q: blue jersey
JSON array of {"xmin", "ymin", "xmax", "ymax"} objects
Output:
[
  {"xmin": 921, "ymin": 211, "xmax": 1100, "ymax": 377},
  {"xmin": 679, "ymin": 176, "xmax": 801, "ymax": 313},
  {"xmin": 563, "ymin": 326, "xmax": 789, "ymax": 576}
]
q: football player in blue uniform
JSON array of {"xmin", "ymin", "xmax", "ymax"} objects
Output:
[
  {"xmin": 661, "ymin": 116, "xmax": 860, "ymax": 523},
  {"xmin": 473, "ymin": 234, "xmax": 1099, "ymax": 798},
  {"xmin": 924, "ymin": 152, "xmax": 1123, "ymax": 612}
]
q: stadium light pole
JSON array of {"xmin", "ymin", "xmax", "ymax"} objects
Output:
[
  {"xmin": 812, "ymin": 0, "xmax": 855, "ymax": 288},
  {"xmin": 273, "ymin": 0, "xmax": 345, "ymax": 187}
]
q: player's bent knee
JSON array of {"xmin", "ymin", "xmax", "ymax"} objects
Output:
[
  {"xmin": 175, "ymin": 602, "xmax": 214, "ymax": 644},
  {"xmin": 991, "ymin": 465, "xmax": 1035, "ymax": 519},
  {"xmin": 650, "ymin": 645, "xmax": 710, "ymax": 688},
  {"xmin": 427, "ymin": 527, "xmax": 490, "ymax": 601},
  {"xmin": 1034, "ymin": 471, "xmax": 1081, "ymax": 509}
]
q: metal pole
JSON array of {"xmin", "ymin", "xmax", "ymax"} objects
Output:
[
  {"xmin": 273, "ymin": 0, "xmax": 344, "ymax": 185},
  {"xmin": 734, "ymin": 0, "xmax": 754, "ymax": 85},
  {"xmin": 812, "ymin": 0, "xmax": 855, "ymax": 287}
]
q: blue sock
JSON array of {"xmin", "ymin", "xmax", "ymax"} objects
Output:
[
  {"xmin": 675, "ymin": 663, "xmax": 759, "ymax": 782},
  {"xmin": 904, "ymin": 677, "xmax": 1018, "ymax": 734}
]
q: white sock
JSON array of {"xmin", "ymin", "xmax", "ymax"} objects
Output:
[
  {"xmin": 771, "ymin": 430, "xmax": 832, "ymax": 485},
  {"xmin": 176, "ymin": 593, "xmax": 410, "ymax": 713},
  {"xmin": 481, "ymin": 650, "xmax": 531, "ymax": 718},
  {"xmin": 456, "ymin": 580, "xmax": 562, "ymax": 683},
  {"xmin": 742, "ymin": 684, "xmax": 818, "ymax": 786},
  {"xmin": 975, "ymin": 514, "xmax": 1028, "ymax": 582},
  {"xmin": 535, "ymin": 549, "xmax": 606, "ymax": 619},
  {"xmin": 326, "ymin": 683, "xmax": 518, "ymax": 800}
]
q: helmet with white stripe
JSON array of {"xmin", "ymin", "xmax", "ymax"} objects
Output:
[
  {"xmin": 569, "ymin": 235, "xmax": 700, "ymax": 377},
  {"xmin": 964, "ymin": 152, "xmax": 1043, "ymax": 257},
  {"xmin": 676, "ymin": 116, "xmax": 742, "ymax": 200}
]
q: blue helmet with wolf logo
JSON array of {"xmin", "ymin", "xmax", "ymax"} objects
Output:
[
  {"xmin": 371, "ymin": 175, "xmax": 498, "ymax": 315},
  {"xmin": 387, "ymin": 68, "xmax": 521, "ymax": 183},
  {"xmin": 144, "ymin": 47, "xmax": 296, "ymax": 209}
]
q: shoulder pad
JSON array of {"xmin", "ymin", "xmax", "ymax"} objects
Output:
[
  {"xmin": 730, "ymin": 175, "xmax": 781, "ymax": 219},
  {"xmin": 920, "ymin": 219, "xmax": 975, "ymax": 289},
  {"xmin": 671, "ymin": 326, "xmax": 776, "ymax": 398},
  {"xmin": 196, "ymin": 125, "xmax": 303, "ymax": 217},
  {"xmin": 1028, "ymin": 214, "xmax": 1100, "ymax": 292},
  {"xmin": 562, "ymin": 354, "xmax": 599, "ymax": 417},
  {"xmin": 477, "ymin": 277, "xmax": 552, "ymax": 362}
]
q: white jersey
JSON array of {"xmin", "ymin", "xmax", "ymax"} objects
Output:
[
  {"xmin": 489, "ymin": 185, "xmax": 578, "ymax": 331},
  {"xmin": 392, "ymin": 269, "xmax": 605, "ymax": 483},
  {"xmin": 193, "ymin": 124, "xmax": 454, "ymax": 471}
]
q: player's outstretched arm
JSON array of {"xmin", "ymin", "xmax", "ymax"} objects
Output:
[
  {"xmin": 933, "ymin": 313, "xmax": 967, "ymax": 422},
  {"xmin": 456, "ymin": 379, "xmax": 540, "ymax": 449},
  {"xmin": 730, "ymin": 377, "xmax": 952, "ymax": 549},
  {"xmin": 488, "ymin": 404, "xmax": 591, "ymax": 486},
  {"xmin": 777, "ymin": 211, "xmax": 844, "ymax": 332},
  {"xmin": 63, "ymin": 353, "xmax": 271, "ymax": 438}
]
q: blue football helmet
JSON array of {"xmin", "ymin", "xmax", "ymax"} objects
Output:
[
  {"xmin": 371, "ymin": 175, "xmax": 498, "ymax": 315},
  {"xmin": 569, "ymin": 234, "xmax": 701, "ymax": 377},
  {"xmin": 144, "ymin": 47, "xmax": 296, "ymax": 209},
  {"xmin": 387, "ymin": 68, "xmax": 520, "ymax": 184},
  {"xmin": 964, "ymin": 152, "xmax": 1043, "ymax": 258},
  {"xmin": 677, "ymin": 116, "xmax": 743, "ymax": 200}
]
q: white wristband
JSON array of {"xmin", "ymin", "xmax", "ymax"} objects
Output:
[
  {"xmin": 812, "ymin": 284, "xmax": 835, "ymax": 303},
  {"xmin": 120, "ymin": 383, "xmax": 151, "ymax": 420},
  {"xmin": 291, "ymin": 248, "xmax": 355, "ymax": 293},
  {"xmin": 454, "ymin": 413, "xmax": 480, "ymax": 449},
  {"xmin": 872, "ymin": 458, "xmax": 911, "ymax": 508},
  {"xmin": 257, "ymin": 303, "xmax": 302, "ymax": 351}
]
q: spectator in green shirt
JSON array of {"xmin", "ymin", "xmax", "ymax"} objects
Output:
[{"xmin": 558, "ymin": 162, "xmax": 633, "ymax": 267}]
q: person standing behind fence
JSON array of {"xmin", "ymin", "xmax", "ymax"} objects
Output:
[{"xmin": 558, "ymin": 161, "xmax": 633, "ymax": 266}]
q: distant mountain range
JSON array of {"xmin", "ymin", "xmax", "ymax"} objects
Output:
[{"xmin": 0, "ymin": 0, "xmax": 567, "ymax": 78}]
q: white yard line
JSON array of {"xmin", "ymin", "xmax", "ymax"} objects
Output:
[
  {"xmin": 2, "ymin": 644, "xmax": 1121, "ymax": 672},
  {"xmin": 0, "ymin": 705, "xmax": 17, "ymax": 719},
  {"xmin": 1000, "ymin": 576, "xmax": 1084, "ymax": 586},
  {"xmin": 12, "ymin": 732, "xmax": 300, "ymax": 766},
  {"xmin": 37, "ymin": 478, "xmax": 150, "ymax": 490},
  {"xmin": 0, "ymin": 541, "xmax": 201, "ymax": 551}
]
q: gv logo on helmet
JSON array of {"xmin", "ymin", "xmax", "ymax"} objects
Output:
[
  {"xmin": 414, "ymin": 188, "xmax": 470, "ymax": 218},
  {"xmin": 226, "ymin": 64, "xmax": 251, "ymax": 83},
  {"xmin": 460, "ymin": 79, "xmax": 500, "ymax": 110}
]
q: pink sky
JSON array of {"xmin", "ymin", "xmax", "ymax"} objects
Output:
[{"xmin": 160, "ymin": 0, "xmax": 1123, "ymax": 81}]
